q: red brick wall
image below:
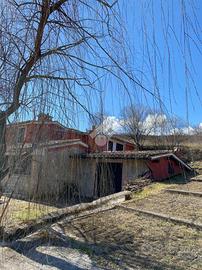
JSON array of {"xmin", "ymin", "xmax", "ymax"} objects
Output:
[
  {"xmin": 6, "ymin": 122, "xmax": 67, "ymax": 145},
  {"xmin": 125, "ymin": 143, "xmax": 136, "ymax": 151},
  {"xmin": 6, "ymin": 121, "xmax": 135, "ymax": 153},
  {"xmin": 26, "ymin": 123, "xmax": 67, "ymax": 143}
]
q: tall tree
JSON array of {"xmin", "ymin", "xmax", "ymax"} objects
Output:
[{"xmin": 0, "ymin": 0, "xmax": 129, "ymax": 177}]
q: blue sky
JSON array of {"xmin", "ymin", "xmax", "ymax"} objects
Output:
[
  {"xmin": 13, "ymin": 1, "xmax": 202, "ymax": 131},
  {"xmin": 98, "ymin": 0, "xmax": 202, "ymax": 128}
]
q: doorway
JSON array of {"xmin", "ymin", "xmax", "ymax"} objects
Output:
[{"xmin": 96, "ymin": 162, "xmax": 123, "ymax": 197}]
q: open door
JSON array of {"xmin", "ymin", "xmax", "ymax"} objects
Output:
[{"xmin": 96, "ymin": 162, "xmax": 123, "ymax": 197}]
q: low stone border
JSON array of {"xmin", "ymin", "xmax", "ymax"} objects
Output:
[
  {"xmin": 190, "ymin": 175, "xmax": 202, "ymax": 182},
  {"xmin": 1, "ymin": 191, "xmax": 131, "ymax": 241},
  {"xmin": 166, "ymin": 189, "xmax": 202, "ymax": 197},
  {"xmin": 117, "ymin": 205, "xmax": 202, "ymax": 230}
]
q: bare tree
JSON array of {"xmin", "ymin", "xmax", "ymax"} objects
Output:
[
  {"xmin": 154, "ymin": 115, "xmax": 189, "ymax": 147},
  {"xmin": 193, "ymin": 124, "xmax": 202, "ymax": 136},
  {"xmin": 0, "ymin": 0, "xmax": 131, "ymax": 178},
  {"xmin": 88, "ymin": 112, "xmax": 106, "ymax": 131},
  {"xmin": 121, "ymin": 104, "xmax": 156, "ymax": 150}
]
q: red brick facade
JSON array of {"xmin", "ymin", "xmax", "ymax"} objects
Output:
[{"xmin": 6, "ymin": 116, "xmax": 135, "ymax": 153}]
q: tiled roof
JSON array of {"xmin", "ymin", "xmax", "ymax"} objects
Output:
[{"xmin": 78, "ymin": 150, "xmax": 171, "ymax": 159}]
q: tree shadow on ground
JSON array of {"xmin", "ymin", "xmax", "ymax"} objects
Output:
[
  {"xmin": 8, "ymin": 225, "xmax": 185, "ymax": 270},
  {"xmin": 9, "ymin": 235, "xmax": 90, "ymax": 270}
]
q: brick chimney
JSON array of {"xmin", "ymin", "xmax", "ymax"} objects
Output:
[{"xmin": 38, "ymin": 113, "xmax": 53, "ymax": 122}]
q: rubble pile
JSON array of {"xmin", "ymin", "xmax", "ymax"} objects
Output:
[{"xmin": 124, "ymin": 178, "xmax": 152, "ymax": 192}]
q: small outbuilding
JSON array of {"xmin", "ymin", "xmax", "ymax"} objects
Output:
[
  {"xmin": 75, "ymin": 150, "xmax": 193, "ymax": 198},
  {"xmin": 2, "ymin": 147, "xmax": 193, "ymax": 202},
  {"xmin": 147, "ymin": 153, "xmax": 193, "ymax": 181}
]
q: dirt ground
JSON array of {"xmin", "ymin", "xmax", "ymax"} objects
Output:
[
  {"xmin": 0, "ymin": 162, "xmax": 201, "ymax": 269},
  {"xmin": 125, "ymin": 189, "xmax": 202, "ymax": 223},
  {"xmin": 175, "ymin": 181, "xmax": 202, "ymax": 192},
  {"xmin": 59, "ymin": 207, "xmax": 202, "ymax": 270},
  {"xmin": 190, "ymin": 161, "xmax": 202, "ymax": 174},
  {"xmin": 0, "ymin": 178, "xmax": 200, "ymax": 270}
]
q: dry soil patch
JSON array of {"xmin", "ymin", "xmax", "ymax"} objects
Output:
[
  {"xmin": 126, "ymin": 190, "xmax": 202, "ymax": 224},
  {"xmin": 57, "ymin": 208, "xmax": 202, "ymax": 270},
  {"xmin": 172, "ymin": 181, "xmax": 202, "ymax": 192}
]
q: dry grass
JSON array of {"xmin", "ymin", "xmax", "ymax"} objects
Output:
[
  {"xmin": 190, "ymin": 160, "xmax": 202, "ymax": 174},
  {"xmin": 61, "ymin": 207, "xmax": 202, "ymax": 270},
  {"xmin": 0, "ymin": 196, "xmax": 58, "ymax": 232},
  {"xmin": 126, "ymin": 191, "xmax": 202, "ymax": 223},
  {"xmin": 128, "ymin": 182, "xmax": 177, "ymax": 201}
]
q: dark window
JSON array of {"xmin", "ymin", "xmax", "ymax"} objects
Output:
[
  {"xmin": 108, "ymin": 140, "xmax": 113, "ymax": 151},
  {"xmin": 116, "ymin": 143, "xmax": 123, "ymax": 151},
  {"xmin": 17, "ymin": 127, "xmax": 25, "ymax": 143}
]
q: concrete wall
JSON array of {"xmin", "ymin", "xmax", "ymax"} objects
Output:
[
  {"xmin": 2, "ymin": 148, "xmax": 96, "ymax": 201},
  {"xmin": 88, "ymin": 158, "xmax": 148, "ymax": 196},
  {"xmin": 122, "ymin": 159, "xmax": 148, "ymax": 185},
  {"xmin": 1, "ymin": 174, "xmax": 32, "ymax": 199},
  {"xmin": 2, "ymin": 153, "xmax": 33, "ymax": 199},
  {"xmin": 29, "ymin": 149, "xmax": 96, "ymax": 201},
  {"xmin": 2, "ymin": 152, "xmax": 149, "ymax": 202},
  {"xmin": 94, "ymin": 158, "xmax": 149, "ymax": 187},
  {"xmin": 71, "ymin": 158, "xmax": 96, "ymax": 199}
]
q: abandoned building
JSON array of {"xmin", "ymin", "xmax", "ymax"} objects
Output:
[{"xmin": 2, "ymin": 114, "xmax": 193, "ymax": 202}]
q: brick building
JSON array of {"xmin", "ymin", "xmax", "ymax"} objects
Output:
[
  {"xmin": 2, "ymin": 114, "xmax": 192, "ymax": 202},
  {"xmin": 6, "ymin": 113, "xmax": 135, "ymax": 153}
]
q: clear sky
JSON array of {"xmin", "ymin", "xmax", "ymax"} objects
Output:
[
  {"xmin": 13, "ymin": 1, "xmax": 202, "ymax": 131},
  {"xmin": 99, "ymin": 0, "xmax": 202, "ymax": 128}
]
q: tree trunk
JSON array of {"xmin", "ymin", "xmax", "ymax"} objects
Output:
[
  {"xmin": 136, "ymin": 142, "xmax": 143, "ymax": 151},
  {"xmin": 0, "ymin": 112, "xmax": 6, "ymax": 180}
]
